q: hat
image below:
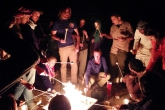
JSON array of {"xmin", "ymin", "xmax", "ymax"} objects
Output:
[
  {"xmin": 13, "ymin": 7, "xmax": 31, "ymax": 17},
  {"xmin": 137, "ymin": 20, "xmax": 148, "ymax": 30}
]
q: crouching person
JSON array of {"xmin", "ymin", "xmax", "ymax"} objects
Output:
[
  {"xmin": 123, "ymin": 59, "xmax": 145, "ymax": 102},
  {"xmin": 83, "ymin": 48, "xmax": 110, "ymax": 90},
  {"xmin": 34, "ymin": 55, "xmax": 57, "ymax": 93}
]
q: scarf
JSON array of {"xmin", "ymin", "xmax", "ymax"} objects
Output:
[{"xmin": 43, "ymin": 62, "xmax": 55, "ymax": 78}]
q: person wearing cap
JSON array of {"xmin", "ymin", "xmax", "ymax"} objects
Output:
[
  {"xmin": 131, "ymin": 20, "xmax": 152, "ymax": 67},
  {"xmin": 51, "ymin": 6, "xmax": 80, "ymax": 84}
]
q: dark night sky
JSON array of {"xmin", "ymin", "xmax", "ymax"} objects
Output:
[{"xmin": 1, "ymin": 0, "xmax": 165, "ymax": 33}]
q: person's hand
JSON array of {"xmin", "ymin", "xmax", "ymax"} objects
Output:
[
  {"xmin": 82, "ymin": 30, "xmax": 87, "ymax": 36},
  {"xmin": 100, "ymin": 33, "xmax": 103, "ymax": 38},
  {"xmin": 85, "ymin": 85, "xmax": 89, "ymax": 91},
  {"xmin": 79, "ymin": 43, "xmax": 84, "ymax": 48},
  {"xmin": 91, "ymin": 39, "xmax": 94, "ymax": 43},
  {"xmin": 130, "ymin": 49, "xmax": 137, "ymax": 54},
  {"xmin": 60, "ymin": 39, "xmax": 66, "ymax": 43},
  {"xmin": 100, "ymin": 73, "xmax": 107, "ymax": 78},
  {"xmin": 101, "ymin": 33, "xmax": 106, "ymax": 37},
  {"xmin": 112, "ymin": 105, "xmax": 121, "ymax": 110},
  {"xmin": 75, "ymin": 44, "xmax": 79, "ymax": 53},
  {"xmin": 51, "ymin": 89, "xmax": 56, "ymax": 94},
  {"xmin": 24, "ymin": 83, "xmax": 34, "ymax": 90},
  {"xmin": 118, "ymin": 37, "xmax": 126, "ymax": 42}
]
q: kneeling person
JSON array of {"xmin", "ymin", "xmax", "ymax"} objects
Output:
[
  {"xmin": 123, "ymin": 59, "xmax": 145, "ymax": 102},
  {"xmin": 84, "ymin": 48, "xmax": 110, "ymax": 89}
]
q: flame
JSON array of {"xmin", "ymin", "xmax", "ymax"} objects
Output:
[
  {"xmin": 63, "ymin": 81, "xmax": 97, "ymax": 110},
  {"xmin": 42, "ymin": 81, "xmax": 97, "ymax": 110}
]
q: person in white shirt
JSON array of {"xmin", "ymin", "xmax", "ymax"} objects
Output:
[{"xmin": 131, "ymin": 20, "xmax": 152, "ymax": 67}]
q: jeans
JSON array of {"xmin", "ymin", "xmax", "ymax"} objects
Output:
[
  {"xmin": 59, "ymin": 45, "xmax": 78, "ymax": 83},
  {"xmin": 13, "ymin": 68, "xmax": 36, "ymax": 105}
]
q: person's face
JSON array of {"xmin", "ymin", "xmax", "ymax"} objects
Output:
[
  {"xmin": 31, "ymin": 11, "xmax": 41, "ymax": 23},
  {"xmin": 111, "ymin": 16, "xmax": 121, "ymax": 25},
  {"xmin": 21, "ymin": 15, "xmax": 31, "ymax": 24},
  {"xmin": 139, "ymin": 29, "xmax": 144, "ymax": 34},
  {"xmin": 146, "ymin": 35, "xmax": 156, "ymax": 41},
  {"xmin": 48, "ymin": 59, "xmax": 57, "ymax": 68},
  {"xmin": 80, "ymin": 19, "xmax": 85, "ymax": 27},
  {"xmin": 93, "ymin": 51, "xmax": 101, "ymax": 62},
  {"xmin": 60, "ymin": 8, "xmax": 71, "ymax": 20},
  {"xmin": 94, "ymin": 22, "xmax": 100, "ymax": 30}
]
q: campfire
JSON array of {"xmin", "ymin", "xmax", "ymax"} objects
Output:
[
  {"xmin": 41, "ymin": 81, "xmax": 97, "ymax": 110},
  {"xmin": 63, "ymin": 82, "xmax": 97, "ymax": 110}
]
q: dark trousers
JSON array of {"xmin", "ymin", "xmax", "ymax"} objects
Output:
[{"xmin": 109, "ymin": 50, "xmax": 128, "ymax": 82}]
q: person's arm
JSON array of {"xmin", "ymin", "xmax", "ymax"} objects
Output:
[
  {"xmin": 85, "ymin": 60, "xmax": 92, "ymax": 88},
  {"xmin": 18, "ymin": 78, "xmax": 34, "ymax": 90},
  {"xmin": 120, "ymin": 22, "xmax": 134, "ymax": 42},
  {"xmin": 40, "ymin": 75, "xmax": 55, "ymax": 91},
  {"xmin": 51, "ymin": 30, "xmax": 60, "ymax": 41},
  {"xmin": 102, "ymin": 27, "xmax": 113, "ymax": 39},
  {"xmin": 83, "ymin": 30, "xmax": 89, "ymax": 41},
  {"xmin": 131, "ymin": 29, "xmax": 141, "ymax": 54},
  {"xmin": 74, "ymin": 28, "xmax": 80, "ymax": 52},
  {"xmin": 146, "ymin": 41, "xmax": 160, "ymax": 71},
  {"xmin": 102, "ymin": 57, "xmax": 109, "ymax": 74},
  {"xmin": 124, "ymin": 75, "xmax": 139, "ymax": 94},
  {"xmin": 102, "ymin": 33, "xmax": 113, "ymax": 39}
]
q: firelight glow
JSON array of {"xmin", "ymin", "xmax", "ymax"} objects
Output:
[
  {"xmin": 123, "ymin": 98, "xmax": 129, "ymax": 104},
  {"xmin": 63, "ymin": 81, "xmax": 97, "ymax": 110}
]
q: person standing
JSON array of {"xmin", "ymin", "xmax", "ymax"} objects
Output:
[
  {"xmin": 131, "ymin": 20, "xmax": 152, "ymax": 67},
  {"xmin": 77, "ymin": 18, "xmax": 89, "ymax": 80},
  {"xmin": 91, "ymin": 20, "xmax": 103, "ymax": 50},
  {"xmin": 51, "ymin": 6, "xmax": 80, "ymax": 84},
  {"xmin": 103, "ymin": 13, "xmax": 134, "ymax": 83},
  {"xmin": 2, "ymin": 7, "xmax": 39, "ymax": 110}
]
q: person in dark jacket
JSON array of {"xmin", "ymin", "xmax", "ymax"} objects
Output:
[{"xmin": 34, "ymin": 55, "xmax": 57, "ymax": 93}]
